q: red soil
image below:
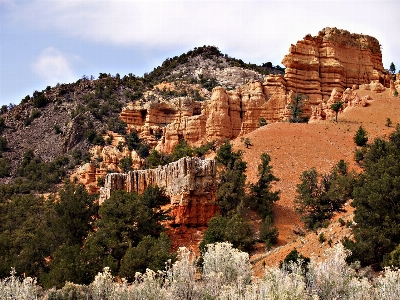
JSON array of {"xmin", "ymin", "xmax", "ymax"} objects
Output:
[{"xmin": 232, "ymin": 89, "xmax": 400, "ymax": 273}]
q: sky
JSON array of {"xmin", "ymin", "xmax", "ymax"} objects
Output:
[{"xmin": 0, "ymin": 0, "xmax": 399, "ymax": 107}]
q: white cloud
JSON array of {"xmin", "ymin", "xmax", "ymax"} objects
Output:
[
  {"xmin": 11, "ymin": 0, "xmax": 400, "ymax": 67},
  {"xmin": 31, "ymin": 47, "xmax": 78, "ymax": 84}
]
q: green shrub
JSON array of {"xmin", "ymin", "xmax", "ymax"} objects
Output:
[
  {"xmin": 294, "ymin": 161, "xmax": 354, "ymax": 230},
  {"xmin": 0, "ymin": 157, "xmax": 11, "ymax": 177},
  {"xmin": 354, "ymin": 126, "xmax": 368, "ymax": 146},
  {"xmin": 0, "ymin": 117, "xmax": 4, "ymax": 133},
  {"xmin": 258, "ymin": 117, "xmax": 268, "ymax": 127},
  {"xmin": 107, "ymin": 117, "xmax": 127, "ymax": 135},
  {"xmin": 200, "ymin": 214, "xmax": 254, "ymax": 253},
  {"xmin": 32, "ymin": 91, "xmax": 47, "ymax": 108},
  {"xmin": 53, "ymin": 124, "xmax": 62, "ymax": 134},
  {"xmin": 119, "ymin": 156, "xmax": 133, "ymax": 172},
  {"xmin": 259, "ymin": 216, "xmax": 278, "ymax": 249},
  {"xmin": 279, "ymin": 248, "xmax": 310, "ymax": 272},
  {"xmin": 0, "ymin": 137, "xmax": 7, "ymax": 152},
  {"xmin": 119, "ymin": 233, "xmax": 175, "ymax": 281},
  {"xmin": 355, "ymin": 146, "xmax": 367, "ymax": 163},
  {"xmin": 84, "ymin": 129, "xmax": 105, "ymax": 145},
  {"xmin": 318, "ymin": 232, "xmax": 326, "ymax": 243},
  {"xmin": 289, "ymin": 93, "xmax": 309, "ymax": 123}
]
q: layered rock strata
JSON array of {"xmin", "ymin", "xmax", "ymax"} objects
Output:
[
  {"xmin": 282, "ymin": 27, "xmax": 386, "ymax": 107},
  {"xmin": 119, "ymin": 28, "xmax": 388, "ymax": 152},
  {"xmin": 99, "ymin": 157, "xmax": 218, "ymax": 227}
]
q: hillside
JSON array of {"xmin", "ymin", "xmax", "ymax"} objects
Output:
[
  {"xmin": 232, "ymin": 88, "xmax": 400, "ymax": 270},
  {"xmin": 1, "ymin": 27, "xmax": 400, "ymax": 288},
  {"xmin": 0, "ymin": 46, "xmax": 281, "ymax": 183}
]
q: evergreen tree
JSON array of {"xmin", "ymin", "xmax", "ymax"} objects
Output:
[
  {"xmin": 389, "ymin": 62, "xmax": 396, "ymax": 75},
  {"xmin": 199, "ymin": 214, "xmax": 253, "ymax": 253},
  {"xmin": 119, "ymin": 233, "xmax": 175, "ymax": 281},
  {"xmin": 259, "ymin": 216, "xmax": 279, "ymax": 249},
  {"xmin": 51, "ymin": 183, "xmax": 98, "ymax": 246},
  {"xmin": 171, "ymin": 138, "xmax": 194, "ymax": 161},
  {"xmin": 82, "ymin": 186, "xmax": 171, "ymax": 280},
  {"xmin": 215, "ymin": 141, "xmax": 247, "ymax": 216},
  {"xmin": 289, "ymin": 93, "xmax": 309, "ymax": 123},
  {"xmin": 354, "ymin": 126, "xmax": 368, "ymax": 146},
  {"xmin": 247, "ymin": 153, "xmax": 280, "ymax": 218},
  {"xmin": 294, "ymin": 161, "xmax": 353, "ymax": 230},
  {"xmin": 330, "ymin": 100, "xmax": 344, "ymax": 122},
  {"xmin": 346, "ymin": 126, "xmax": 400, "ymax": 268}
]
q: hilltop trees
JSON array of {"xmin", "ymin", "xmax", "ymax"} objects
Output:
[{"xmin": 389, "ymin": 62, "xmax": 396, "ymax": 75}]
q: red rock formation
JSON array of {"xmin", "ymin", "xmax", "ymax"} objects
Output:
[
  {"xmin": 118, "ymin": 28, "xmax": 387, "ymax": 150},
  {"xmin": 99, "ymin": 157, "xmax": 218, "ymax": 227},
  {"xmin": 282, "ymin": 27, "xmax": 385, "ymax": 105}
]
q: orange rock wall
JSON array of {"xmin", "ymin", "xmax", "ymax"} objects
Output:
[
  {"xmin": 119, "ymin": 28, "xmax": 387, "ymax": 151},
  {"xmin": 99, "ymin": 157, "xmax": 218, "ymax": 227},
  {"xmin": 282, "ymin": 27, "xmax": 385, "ymax": 106}
]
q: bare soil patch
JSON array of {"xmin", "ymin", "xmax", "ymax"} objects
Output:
[{"xmin": 232, "ymin": 90, "xmax": 400, "ymax": 271}]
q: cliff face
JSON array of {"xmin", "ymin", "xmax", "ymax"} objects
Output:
[
  {"xmin": 282, "ymin": 27, "xmax": 386, "ymax": 105},
  {"xmin": 99, "ymin": 157, "xmax": 218, "ymax": 227}
]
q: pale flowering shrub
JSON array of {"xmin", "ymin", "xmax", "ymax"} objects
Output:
[
  {"xmin": 203, "ymin": 242, "xmax": 252, "ymax": 285},
  {"xmin": 201, "ymin": 242, "xmax": 252, "ymax": 299},
  {"xmin": 4, "ymin": 242, "xmax": 400, "ymax": 299},
  {"xmin": 345, "ymin": 277, "xmax": 374, "ymax": 300},
  {"xmin": 373, "ymin": 267, "xmax": 400, "ymax": 299},
  {"xmin": 165, "ymin": 247, "xmax": 200, "ymax": 300},
  {"xmin": 129, "ymin": 269, "xmax": 168, "ymax": 300},
  {"xmin": 0, "ymin": 268, "xmax": 39, "ymax": 300},
  {"xmin": 89, "ymin": 267, "xmax": 118, "ymax": 300},
  {"xmin": 46, "ymin": 281, "xmax": 89, "ymax": 300},
  {"xmin": 306, "ymin": 244, "xmax": 356, "ymax": 299},
  {"xmin": 248, "ymin": 263, "xmax": 308, "ymax": 300}
]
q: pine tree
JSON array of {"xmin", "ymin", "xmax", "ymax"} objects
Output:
[
  {"xmin": 354, "ymin": 126, "xmax": 368, "ymax": 147},
  {"xmin": 215, "ymin": 141, "xmax": 247, "ymax": 216},
  {"xmin": 389, "ymin": 62, "xmax": 396, "ymax": 75},
  {"xmin": 346, "ymin": 125, "xmax": 400, "ymax": 268},
  {"xmin": 248, "ymin": 153, "xmax": 280, "ymax": 218}
]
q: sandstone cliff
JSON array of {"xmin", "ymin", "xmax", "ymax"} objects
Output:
[
  {"xmin": 118, "ymin": 28, "xmax": 389, "ymax": 152},
  {"xmin": 282, "ymin": 27, "xmax": 387, "ymax": 108},
  {"xmin": 99, "ymin": 157, "xmax": 218, "ymax": 227}
]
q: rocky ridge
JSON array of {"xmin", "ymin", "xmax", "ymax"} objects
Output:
[{"xmin": 118, "ymin": 27, "xmax": 395, "ymax": 153}]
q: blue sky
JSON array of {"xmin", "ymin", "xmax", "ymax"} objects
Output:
[{"xmin": 1, "ymin": 0, "xmax": 399, "ymax": 106}]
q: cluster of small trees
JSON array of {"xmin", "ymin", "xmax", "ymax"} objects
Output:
[
  {"xmin": 295, "ymin": 160, "xmax": 355, "ymax": 230},
  {"xmin": 145, "ymin": 139, "xmax": 215, "ymax": 169},
  {"xmin": 295, "ymin": 124, "xmax": 400, "ymax": 271},
  {"xmin": 200, "ymin": 141, "xmax": 280, "ymax": 253},
  {"xmin": 344, "ymin": 125, "xmax": 400, "ymax": 269},
  {"xmin": 0, "ymin": 183, "xmax": 174, "ymax": 289}
]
